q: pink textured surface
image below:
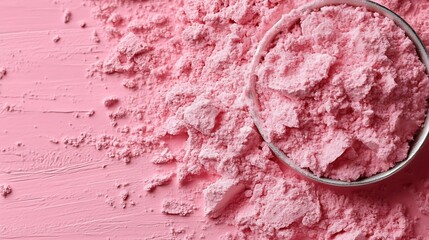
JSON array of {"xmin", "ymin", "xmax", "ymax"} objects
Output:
[
  {"xmin": 1, "ymin": 0, "xmax": 429, "ymax": 239},
  {"xmin": 256, "ymin": 4, "xmax": 429, "ymax": 181}
]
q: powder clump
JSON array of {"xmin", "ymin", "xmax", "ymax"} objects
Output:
[
  {"xmin": 103, "ymin": 96, "xmax": 119, "ymax": 108},
  {"xmin": 144, "ymin": 173, "xmax": 174, "ymax": 192},
  {"xmin": 203, "ymin": 178, "xmax": 245, "ymax": 218},
  {"xmin": 103, "ymin": 32, "xmax": 151, "ymax": 74},
  {"xmin": 161, "ymin": 199, "xmax": 194, "ymax": 216},
  {"xmin": 0, "ymin": 184, "xmax": 12, "ymax": 197},
  {"xmin": 52, "ymin": 35, "xmax": 61, "ymax": 43},
  {"xmin": 63, "ymin": 9, "xmax": 72, "ymax": 23},
  {"xmin": 0, "ymin": 66, "xmax": 6, "ymax": 79}
]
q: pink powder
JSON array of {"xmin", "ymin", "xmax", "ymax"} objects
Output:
[
  {"xmin": 0, "ymin": 66, "xmax": 6, "ymax": 79},
  {"xmin": 203, "ymin": 178, "xmax": 245, "ymax": 218},
  {"xmin": 63, "ymin": 9, "xmax": 72, "ymax": 23},
  {"xmin": 82, "ymin": 0, "xmax": 428, "ymax": 238},
  {"xmin": 91, "ymin": 30, "xmax": 100, "ymax": 43},
  {"xmin": 143, "ymin": 173, "xmax": 174, "ymax": 192},
  {"xmin": 121, "ymin": 77, "xmax": 139, "ymax": 90},
  {"xmin": 2, "ymin": 0, "xmax": 429, "ymax": 239},
  {"xmin": 255, "ymin": 5, "xmax": 429, "ymax": 181},
  {"xmin": 161, "ymin": 199, "xmax": 195, "ymax": 216},
  {"xmin": 52, "ymin": 35, "xmax": 61, "ymax": 43},
  {"xmin": 0, "ymin": 184, "xmax": 12, "ymax": 197},
  {"xmin": 79, "ymin": 21, "xmax": 86, "ymax": 28},
  {"xmin": 103, "ymin": 96, "xmax": 119, "ymax": 108}
]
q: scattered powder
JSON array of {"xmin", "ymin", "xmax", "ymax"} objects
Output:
[
  {"xmin": 79, "ymin": 21, "xmax": 87, "ymax": 28},
  {"xmin": 0, "ymin": 66, "xmax": 6, "ymax": 79},
  {"xmin": 143, "ymin": 173, "xmax": 174, "ymax": 192},
  {"xmin": 109, "ymin": 106, "xmax": 128, "ymax": 120},
  {"xmin": 255, "ymin": 4, "xmax": 429, "ymax": 181},
  {"xmin": 63, "ymin": 9, "xmax": 72, "ymax": 23},
  {"xmin": 52, "ymin": 35, "xmax": 61, "ymax": 43},
  {"xmin": 87, "ymin": 110, "xmax": 95, "ymax": 117},
  {"xmin": 122, "ymin": 77, "xmax": 139, "ymax": 90},
  {"xmin": 161, "ymin": 199, "xmax": 194, "ymax": 217},
  {"xmin": 103, "ymin": 96, "xmax": 119, "ymax": 108},
  {"xmin": 105, "ymin": 195, "xmax": 115, "ymax": 208},
  {"xmin": 49, "ymin": 138, "xmax": 60, "ymax": 144},
  {"xmin": 62, "ymin": 132, "xmax": 88, "ymax": 147},
  {"xmin": 91, "ymin": 30, "xmax": 100, "ymax": 43},
  {"xmin": 119, "ymin": 189, "xmax": 129, "ymax": 208},
  {"xmin": 150, "ymin": 148, "xmax": 175, "ymax": 164},
  {"xmin": 119, "ymin": 189, "xmax": 129, "ymax": 201},
  {"xmin": 82, "ymin": 0, "xmax": 429, "ymax": 238},
  {"xmin": 107, "ymin": 13, "xmax": 123, "ymax": 27},
  {"xmin": 0, "ymin": 184, "xmax": 12, "ymax": 197}
]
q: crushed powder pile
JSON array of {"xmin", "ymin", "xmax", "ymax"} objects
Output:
[
  {"xmin": 79, "ymin": 0, "xmax": 429, "ymax": 238},
  {"xmin": 255, "ymin": 5, "xmax": 429, "ymax": 181}
]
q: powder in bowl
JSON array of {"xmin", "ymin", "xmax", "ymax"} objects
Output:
[{"xmin": 253, "ymin": 4, "xmax": 429, "ymax": 181}]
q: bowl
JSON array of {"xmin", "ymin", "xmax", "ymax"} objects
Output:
[{"xmin": 246, "ymin": 0, "xmax": 429, "ymax": 187}]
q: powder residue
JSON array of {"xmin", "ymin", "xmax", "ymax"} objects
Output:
[{"xmin": 255, "ymin": 5, "xmax": 429, "ymax": 181}]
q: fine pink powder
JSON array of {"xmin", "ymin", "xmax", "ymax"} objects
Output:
[
  {"xmin": 63, "ymin": 0, "xmax": 429, "ymax": 238},
  {"xmin": 255, "ymin": 5, "xmax": 429, "ymax": 181}
]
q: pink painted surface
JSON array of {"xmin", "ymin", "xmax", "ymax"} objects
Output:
[
  {"xmin": 1, "ymin": 0, "xmax": 429, "ymax": 239},
  {"xmin": 0, "ymin": 1, "xmax": 231, "ymax": 238}
]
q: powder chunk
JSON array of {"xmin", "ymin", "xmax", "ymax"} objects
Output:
[
  {"xmin": 0, "ymin": 66, "xmax": 6, "ymax": 79},
  {"xmin": 122, "ymin": 77, "xmax": 138, "ymax": 90},
  {"xmin": 103, "ymin": 32, "xmax": 151, "ymax": 73},
  {"xmin": 52, "ymin": 35, "xmax": 61, "ymax": 43},
  {"xmin": 63, "ymin": 9, "xmax": 72, "ymax": 23},
  {"xmin": 150, "ymin": 148, "xmax": 175, "ymax": 164},
  {"xmin": 227, "ymin": 0, "xmax": 255, "ymax": 25},
  {"xmin": 203, "ymin": 178, "xmax": 245, "ymax": 218},
  {"xmin": 103, "ymin": 96, "xmax": 119, "ymax": 108},
  {"xmin": 144, "ymin": 173, "xmax": 174, "ymax": 192},
  {"xmin": 0, "ymin": 184, "xmax": 12, "ymax": 197},
  {"xmin": 267, "ymin": 53, "xmax": 336, "ymax": 98},
  {"xmin": 107, "ymin": 13, "xmax": 123, "ymax": 27},
  {"xmin": 79, "ymin": 21, "xmax": 87, "ymax": 28},
  {"xmin": 318, "ymin": 131, "xmax": 352, "ymax": 172},
  {"xmin": 161, "ymin": 199, "xmax": 194, "ymax": 216},
  {"xmin": 226, "ymin": 125, "xmax": 261, "ymax": 157},
  {"xmin": 91, "ymin": 30, "xmax": 100, "ymax": 43},
  {"xmin": 183, "ymin": 98, "xmax": 220, "ymax": 135},
  {"xmin": 116, "ymin": 33, "xmax": 148, "ymax": 59},
  {"xmin": 260, "ymin": 180, "xmax": 321, "ymax": 229},
  {"xmin": 343, "ymin": 66, "xmax": 375, "ymax": 101}
]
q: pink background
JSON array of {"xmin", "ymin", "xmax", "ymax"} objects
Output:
[{"xmin": 1, "ymin": 0, "xmax": 429, "ymax": 239}]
